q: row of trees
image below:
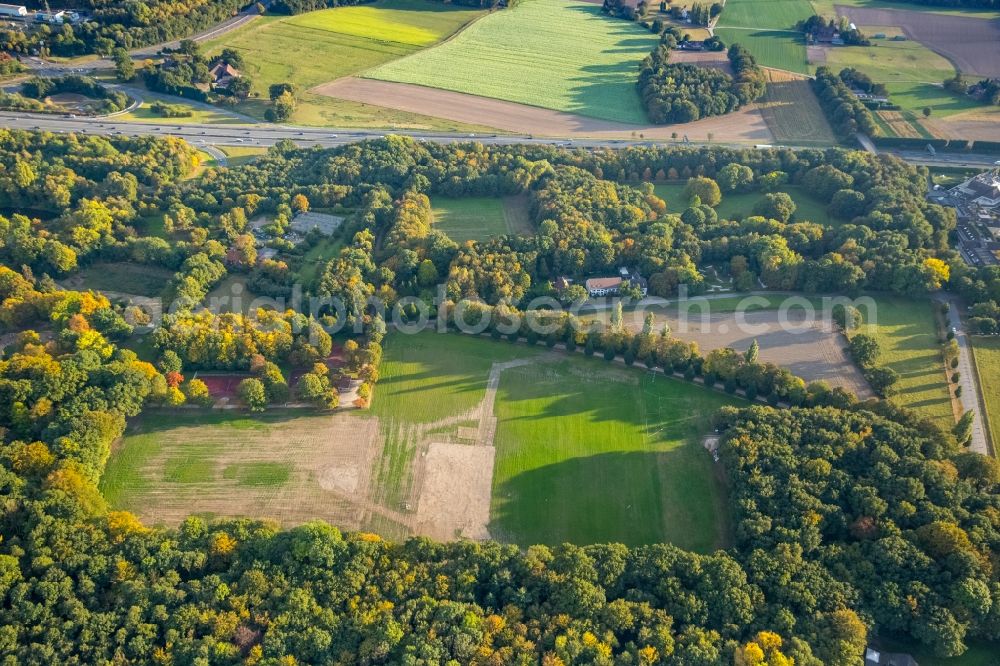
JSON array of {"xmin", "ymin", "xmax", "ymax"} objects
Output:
[
  {"xmin": 19, "ymin": 75, "xmax": 131, "ymax": 114},
  {"xmin": 812, "ymin": 66, "xmax": 881, "ymax": 139}
]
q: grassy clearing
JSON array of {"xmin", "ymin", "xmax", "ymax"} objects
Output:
[
  {"xmin": 296, "ymin": 235, "xmax": 344, "ymax": 289},
  {"xmin": 202, "ymin": 0, "xmax": 487, "ymax": 128},
  {"xmin": 118, "ymin": 102, "xmax": 243, "ymax": 125},
  {"xmin": 653, "ymin": 183, "xmax": 833, "ymax": 225},
  {"xmin": 70, "ymin": 262, "xmax": 173, "ymax": 298},
  {"xmin": 716, "ymin": 0, "xmax": 812, "ymax": 73},
  {"xmin": 492, "ymin": 355, "xmax": 736, "ymax": 550},
  {"xmin": 430, "ymin": 196, "xmax": 532, "ymax": 242},
  {"xmin": 369, "ymin": 0, "xmax": 660, "ymax": 123},
  {"xmin": 223, "ymin": 462, "xmax": 292, "ymax": 486},
  {"xmin": 885, "ymin": 82, "xmax": 984, "ymax": 118},
  {"xmin": 857, "ymin": 297, "xmax": 953, "ymax": 429},
  {"xmin": 219, "ymin": 145, "xmax": 268, "ymax": 167},
  {"xmin": 970, "ymin": 337, "xmax": 1000, "ymax": 451},
  {"xmin": 821, "ymin": 37, "xmax": 954, "ymax": 85},
  {"xmin": 758, "ymin": 69, "xmax": 836, "ymax": 145}
]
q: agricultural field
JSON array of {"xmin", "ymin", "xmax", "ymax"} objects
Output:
[
  {"xmin": 100, "ymin": 411, "xmax": 383, "ymax": 528},
  {"xmin": 855, "ymin": 297, "xmax": 954, "ymax": 429},
  {"xmin": 715, "ymin": 0, "xmax": 812, "ymax": 73},
  {"xmin": 491, "ymin": 356, "xmax": 736, "ymax": 551},
  {"xmin": 757, "ymin": 68, "xmax": 836, "ymax": 145},
  {"xmin": 653, "ymin": 182, "xmax": 833, "ymax": 225},
  {"xmin": 367, "ymin": 0, "xmax": 660, "ymax": 123},
  {"xmin": 64, "ymin": 262, "xmax": 173, "ymax": 298},
  {"xmin": 431, "ymin": 195, "xmax": 533, "ymax": 242},
  {"xmin": 201, "ymin": 0, "xmax": 492, "ymax": 129},
  {"xmin": 970, "ymin": 337, "xmax": 1000, "ymax": 453}
]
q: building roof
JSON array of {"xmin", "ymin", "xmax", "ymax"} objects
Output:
[
  {"xmin": 865, "ymin": 647, "xmax": 919, "ymax": 666},
  {"xmin": 209, "ymin": 61, "xmax": 240, "ymax": 83},
  {"xmin": 585, "ymin": 277, "xmax": 623, "ymax": 290}
]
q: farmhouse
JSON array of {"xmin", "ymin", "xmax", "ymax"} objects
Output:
[
  {"xmin": 585, "ymin": 268, "xmax": 648, "ymax": 297},
  {"xmin": 864, "ymin": 646, "xmax": 918, "ymax": 666},
  {"xmin": 208, "ymin": 61, "xmax": 241, "ymax": 89}
]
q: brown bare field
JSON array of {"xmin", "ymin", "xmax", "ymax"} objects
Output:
[
  {"xmin": 414, "ymin": 443, "xmax": 494, "ymax": 540},
  {"xmin": 669, "ymin": 49, "xmax": 734, "ymax": 75},
  {"xmin": 589, "ymin": 307, "xmax": 872, "ymax": 398},
  {"xmin": 879, "ymin": 111, "xmax": 921, "ymax": 138},
  {"xmin": 104, "ymin": 412, "xmax": 389, "ymax": 528},
  {"xmin": 314, "ymin": 77, "xmax": 774, "ymax": 142},
  {"xmin": 758, "ymin": 68, "xmax": 837, "ymax": 145},
  {"xmin": 835, "ymin": 5, "xmax": 1000, "ymax": 77},
  {"xmin": 924, "ymin": 107, "xmax": 1000, "ymax": 141}
]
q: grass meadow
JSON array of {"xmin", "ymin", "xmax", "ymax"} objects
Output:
[
  {"xmin": 653, "ymin": 183, "xmax": 833, "ymax": 226},
  {"xmin": 431, "ymin": 196, "xmax": 533, "ymax": 242},
  {"xmin": 857, "ymin": 297, "xmax": 953, "ymax": 429},
  {"xmin": 202, "ymin": 0, "xmax": 488, "ymax": 128},
  {"xmin": 368, "ymin": 0, "xmax": 660, "ymax": 123},
  {"xmin": 492, "ymin": 357, "xmax": 736, "ymax": 550},
  {"xmin": 72, "ymin": 262, "xmax": 173, "ymax": 298},
  {"xmin": 970, "ymin": 337, "xmax": 1000, "ymax": 452}
]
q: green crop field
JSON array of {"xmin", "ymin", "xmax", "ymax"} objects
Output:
[
  {"xmin": 431, "ymin": 196, "xmax": 532, "ymax": 242},
  {"xmin": 492, "ymin": 356, "xmax": 736, "ymax": 551},
  {"xmin": 202, "ymin": 0, "xmax": 488, "ymax": 128},
  {"xmin": 368, "ymin": 0, "xmax": 660, "ymax": 123},
  {"xmin": 653, "ymin": 183, "xmax": 833, "ymax": 225},
  {"xmin": 716, "ymin": 0, "xmax": 812, "ymax": 73},
  {"xmin": 856, "ymin": 297, "xmax": 953, "ymax": 429}
]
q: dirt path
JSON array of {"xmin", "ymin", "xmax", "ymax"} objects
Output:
[{"xmin": 313, "ymin": 78, "xmax": 774, "ymax": 142}]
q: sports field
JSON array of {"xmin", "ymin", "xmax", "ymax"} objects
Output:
[
  {"xmin": 757, "ymin": 69, "xmax": 836, "ymax": 145},
  {"xmin": 431, "ymin": 195, "xmax": 533, "ymax": 242},
  {"xmin": 970, "ymin": 337, "xmax": 1000, "ymax": 452},
  {"xmin": 367, "ymin": 0, "xmax": 660, "ymax": 123},
  {"xmin": 855, "ymin": 297, "xmax": 953, "ymax": 429},
  {"xmin": 715, "ymin": 0, "xmax": 811, "ymax": 73},
  {"xmin": 202, "ymin": 0, "xmax": 490, "ymax": 129},
  {"xmin": 492, "ymin": 357, "xmax": 735, "ymax": 551}
]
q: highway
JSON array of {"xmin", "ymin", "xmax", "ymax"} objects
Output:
[{"xmin": 5, "ymin": 111, "xmax": 1000, "ymax": 167}]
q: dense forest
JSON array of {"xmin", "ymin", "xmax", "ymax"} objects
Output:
[
  {"xmin": 0, "ymin": 130, "xmax": 997, "ymax": 661},
  {"xmin": 812, "ymin": 66, "xmax": 881, "ymax": 140},
  {"xmin": 639, "ymin": 34, "xmax": 766, "ymax": 124},
  {"xmin": 0, "ymin": 0, "xmax": 245, "ymax": 57}
]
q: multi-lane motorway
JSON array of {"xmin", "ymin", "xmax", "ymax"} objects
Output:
[{"xmin": 5, "ymin": 111, "xmax": 1000, "ymax": 169}]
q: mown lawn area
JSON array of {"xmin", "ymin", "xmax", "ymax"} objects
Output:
[
  {"xmin": 431, "ymin": 196, "xmax": 533, "ymax": 242},
  {"xmin": 368, "ymin": 0, "xmax": 660, "ymax": 123},
  {"xmin": 220, "ymin": 145, "xmax": 269, "ymax": 167},
  {"xmin": 715, "ymin": 0, "xmax": 812, "ymax": 73},
  {"xmin": 653, "ymin": 183, "xmax": 834, "ymax": 225},
  {"xmin": 856, "ymin": 297, "xmax": 953, "ymax": 429},
  {"xmin": 492, "ymin": 355, "xmax": 736, "ymax": 551},
  {"xmin": 970, "ymin": 337, "xmax": 1000, "ymax": 451},
  {"xmin": 202, "ymin": 0, "xmax": 488, "ymax": 128}
]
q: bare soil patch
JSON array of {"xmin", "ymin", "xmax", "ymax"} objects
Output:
[
  {"xmin": 314, "ymin": 77, "xmax": 774, "ymax": 142},
  {"xmin": 669, "ymin": 49, "xmax": 734, "ymax": 75},
  {"xmin": 414, "ymin": 442, "xmax": 495, "ymax": 540},
  {"xmin": 924, "ymin": 110, "xmax": 1000, "ymax": 141},
  {"xmin": 835, "ymin": 5, "xmax": 1000, "ymax": 77}
]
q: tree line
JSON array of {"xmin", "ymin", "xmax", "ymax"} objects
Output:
[{"xmin": 812, "ymin": 66, "xmax": 881, "ymax": 140}]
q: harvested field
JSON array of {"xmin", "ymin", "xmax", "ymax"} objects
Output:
[
  {"xmin": 669, "ymin": 49, "xmax": 733, "ymax": 75},
  {"xmin": 758, "ymin": 68, "xmax": 836, "ymax": 145},
  {"xmin": 835, "ymin": 5, "xmax": 1000, "ymax": 77},
  {"xmin": 879, "ymin": 110, "xmax": 921, "ymax": 138},
  {"xmin": 588, "ymin": 305, "xmax": 872, "ymax": 397},
  {"xmin": 101, "ymin": 412, "xmax": 385, "ymax": 528},
  {"xmin": 314, "ymin": 78, "xmax": 774, "ymax": 142},
  {"xmin": 924, "ymin": 107, "xmax": 1000, "ymax": 141}
]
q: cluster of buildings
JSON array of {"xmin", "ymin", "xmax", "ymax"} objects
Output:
[
  {"xmin": 931, "ymin": 168, "xmax": 1000, "ymax": 267},
  {"xmin": 250, "ymin": 211, "xmax": 345, "ymax": 261},
  {"xmin": 556, "ymin": 267, "xmax": 649, "ymax": 298},
  {"xmin": 0, "ymin": 4, "xmax": 84, "ymax": 24}
]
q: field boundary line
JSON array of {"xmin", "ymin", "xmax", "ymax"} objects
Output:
[{"xmin": 967, "ymin": 338, "xmax": 997, "ymax": 457}]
